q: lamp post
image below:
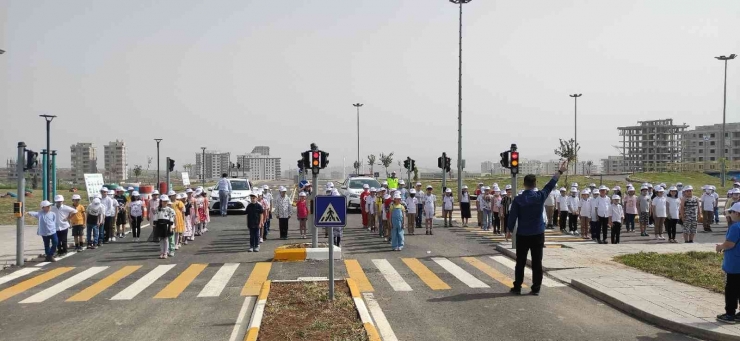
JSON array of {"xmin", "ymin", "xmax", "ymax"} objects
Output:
[
  {"xmin": 39, "ymin": 115, "xmax": 56, "ymax": 200},
  {"xmin": 715, "ymin": 54, "xmax": 736, "ymax": 187},
  {"xmin": 0, "ymin": 49, "xmax": 5, "ymax": 54},
  {"xmin": 450, "ymin": 0, "xmax": 472, "ymax": 200},
  {"xmin": 201, "ymin": 147, "xmax": 207, "ymax": 186},
  {"xmin": 353, "ymin": 103, "xmax": 363, "ymax": 174},
  {"xmin": 569, "ymin": 94, "xmax": 582, "ymax": 175},
  {"xmin": 154, "ymin": 139, "xmax": 162, "ymax": 186}
]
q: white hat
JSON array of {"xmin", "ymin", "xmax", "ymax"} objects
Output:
[
  {"xmin": 363, "ymin": 184, "xmax": 370, "ymax": 189},
  {"xmin": 426, "ymin": 185, "xmax": 432, "ymax": 189},
  {"xmin": 116, "ymin": 186, "xmax": 124, "ymax": 191},
  {"xmin": 641, "ymin": 185, "xmax": 648, "ymax": 190},
  {"xmin": 409, "ymin": 188, "xmax": 416, "ymax": 194},
  {"xmin": 93, "ymin": 193, "xmax": 102, "ymax": 199},
  {"xmin": 393, "ymin": 193, "xmax": 402, "ymax": 199},
  {"xmin": 615, "ymin": 186, "xmax": 621, "ymax": 190},
  {"xmin": 729, "ymin": 202, "xmax": 740, "ymax": 213},
  {"xmin": 263, "ymin": 185, "xmax": 270, "ymax": 190},
  {"xmin": 176, "ymin": 193, "xmax": 185, "ymax": 199},
  {"xmin": 160, "ymin": 196, "xmax": 170, "ymax": 202},
  {"xmin": 505, "ymin": 185, "xmax": 512, "ymax": 190},
  {"xmin": 40, "ymin": 200, "xmax": 52, "ymax": 208},
  {"xmin": 383, "ymin": 194, "xmax": 391, "ymax": 199},
  {"xmin": 668, "ymin": 186, "xmax": 678, "ymax": 191},
  {"xmin": 249, "ymin": 192, "xmax": 258, "ymax": 197},
  {"xmin": 684, "ymin": 185, "xmax": 694, "ymax": 190},
  {"xmin": 612, "ymin": 187, "xmax": 619, "ymax": 191},
  {"xmin": 326, "ymin": 183, "xmax": 333, "ymax": 188},
  {"xmin": 92, "ymin": 198, "xmax": 101, "ymax": 204},
  {"xmin": 380, "ymin": 187, "xmax": 387, "ymax": 191},
  {"xmin": 54, "ymin": 194, "xmax": 64, "ymax": 202},
  {"xmin": 611, "ymin": 195, "xmax": 621, "ymax": 200},
  {"xmin": 370, "ymin": 187, "xmax": 377, "ymax": 192},
  {"xmin": 660, "ymin": 183, "xmax": 666, "ymax": 188},
  {"xmin": 570, "ymin": 187, "xmax": 577, "ymax": 192},
  {"xmin": 168, "ymin": 190, "xmax": 176, "ymax": 196},
  {"xmin": 592, "ymin": 189, "xmax": 599, "ymax": 194},
  {"xmin": 656, "ymin": 187, "xmax": 665, "ymax": 192},
  {"xmin": 185, "ymin": 188, "xmax": 193, "ymax": 193},
  {"xmin": 589, "ymin": 183, "xmax": 596, "ymax": 187},
  {"xmin": 132, "ymin": 191, "xmax": 140, "ymax": 196},
  {"xmin": 152, "ymin": 190, "xmax": 160, "ymax": 195},
  {"xmin": 559, "ymin": 187, "xmax": 566, "ymax": 191},
  {"xmin": 493, "ymin": 183, "xmax": 499, "ymax": 187},
  {"xmin": 445, "ymin": 188, "xmax": 452, "ymax": 193},
  {"xmin": 399, "ymin": 180, "xmax": 405, "ymax": 185},
  {"xmin": 483, "ymin": 186, "xmax": 490, "ymax": 191},
  {"xmin": 194, "ymin": 189, "xmax": 202, "ymax": 195},
  {"xmin": 581, "ymin": 189, "xmax": 590, "ymax": 195},
  {"xmin": 647, "ymin": 183, "xmax": 653, "ymax": 188},
  {"xmin": 730, "ymin": 188, "xmax": 740, "ymax": 194},
  {"xmin": 416, "ymin": 182, "xmax": 422, "ymax": 186},
  {"xmin": 299, "ymin": 192, "xmax": 306, "ymax": 197},
  {"xmin": 462, "ymin": 185, "xmax": 468, "ymax": 189},
  {"xmin": 493, "ymin": 186, "xmax": 501, "ymax": 192},
  {"xmin": 279, "ymin": 186, "xmax": 287, "ymax": 192},
  {"xmin": 71, "ymin": 194, "xmax": 81, "ymax": 200},
  {"xmin": 571, "ymin": 183, "xmax": 578, "ymax": 187},
  {"xmin": 100, "ymin": 188, "xmax": 109, "ymax": 193},
  {"xmin": 627, "ymin": 186, "xmax": 635, "ymax": 191},
  {"xmin": 677, "ymin": 182, "xmax": 683, "ymax": 186},
  {"xmin": 478, "ymin": 182, "xmax": 484, "ymax": 185},
  {"xmin": 710, "ymin": 186, "xmax": 716, "ymax": 190},
  {"xmin": 127, "ymin": 186, "xmax": 134, "ymax": 191},
  {"xmin": 599, "ymin": 185, "xmax": 608, "ymax": 190},
  {"xmin": 734, "ymin": 182, "xmax": 740, "ymax": 186}
]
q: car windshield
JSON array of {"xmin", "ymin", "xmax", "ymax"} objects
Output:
[
  {"xmin": 215, "ymin": 181, "xmax": 250, "ymax": 191},
  {"xmin": 349, "ymin": 179, "xmax": 380, "ymax": 189}
]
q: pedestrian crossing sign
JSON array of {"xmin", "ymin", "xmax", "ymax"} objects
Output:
[{"xmin": 314, "ymin": 195, "xmax": 347, "ymax": 227}]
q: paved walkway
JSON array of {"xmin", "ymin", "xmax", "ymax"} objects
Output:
[
  {"xmin": 496, "ymin": 242, "xmax": 740, "ymax": 341},
  {"xmin": 0, "ymin": 225, "xmax": 46, "ymax": 267}
]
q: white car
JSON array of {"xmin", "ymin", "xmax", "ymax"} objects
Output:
[
  {"xmin": 208, "ymin": 179, "xmax": 254, "ymax": 214},
  {"xmin": 340, "ymin": 176, "xmax": 381, "ymax": 211}
]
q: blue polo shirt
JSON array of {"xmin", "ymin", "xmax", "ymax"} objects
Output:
[
  {"xmin": 507, "ymin": 176, "xmax": 558, "ymax": 236},
  {"xmin": 723, "ymin": 222, "xmax": 740, "ymax": 274}
]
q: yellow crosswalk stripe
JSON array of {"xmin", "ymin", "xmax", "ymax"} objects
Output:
[
  {"xmin": 461, "ymin": 257, "xmax": 525, "ymax": 289},
  {"xmin": 0, "ymin": 267, "xmax": 74, "ymax": 302},
  {"xmin": 154, "ymin": 264, "xmax": 208, "ymax": 299},
  {"xmin": 67, "ymin": 266, "xmax": 141, "ymax": 302},
  {"xmin": 401, "ymin": 258, "xmax": 450, "ymax": 290},
  {"xmin": 344, "ymin": 259, "xmax": 374, "ymax": 292},
  {"xmin": 241, "ymin": 262, "xmax": 272, "ymax": 296}
]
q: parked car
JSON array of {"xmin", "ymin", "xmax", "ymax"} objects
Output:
[
  {"xmin": 339, "ymin": 176, "xmax": 381, "ymax": 211},
  {"xmin": 208, "ymin": 178, "xmax": 253, "ymax": 214}
]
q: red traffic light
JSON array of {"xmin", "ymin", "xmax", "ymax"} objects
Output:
[
  {"xmin": 511, "ymin": 152, "xmax": 518, "ymax": 160},
  {"xmin": 313, "ymin": 152, "xmax": 319, "ymax": 158}
]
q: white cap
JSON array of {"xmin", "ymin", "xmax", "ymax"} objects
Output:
[
  {"xmin": 160, "ymin": 196, "xmax": 170, "ymax": 202},
  {"xmin": 194, "ymin": 189, "xmax": 202, "ymax": 195},
  {"xmin": 168, "ymin": 190, "xmax": 176, "ymax": 196},
  {"xmin": 363, "ymin": 184, "xmax": 370, "ymax": 189},
  {"xmin": 734, "ymin": 182, "xmax": 740, "ymax": 186},
  {"xmin": 40, "ymin": 200, "xmax": 52, "ymax": 208},
  {"xmin": 647, "ymin": 183, "xmax": 653, "ymax": 187},
  {"xmin": 116, "ymin": 186, "xmax": 124, "ymax": 191},
  {"xmin": 185, "ymin": 188, "xmax": 193, "ymax": 193},
  {"xmin": 127, "ymin": 186, "xmax": 134, "ymax": 191},
  {"xmin": 370, "ymin": 187, "xmax": 377, "ymax": 192},
  {"xmin": 326, "ymin": 183, "xmax": 333, "ymax": 188},
  {"xmin": 660, "ymin": 183, "xmax": 666, "ymax": 188},
  {"xmin": 383, "ymin": 194, "xmax": 391, "ymax": 199},
  {"xmin": 393, "ymin": 193, "xmax": 402, "ymax": 199},
  {"xmin": 462, "ymin": 185, "xmax": 468, "ymax": 189},
  {"xmin": 559, "ymin": 187, "xmax": 566, "ymax": 191},
  {"xmin": 730, "ymin": 188, "xmax": 740, "ymax": 194},
  {"xmin": 505, "ymin": 185, "xmax": 512, "ymax": 190},
  {"xmin": 615, "ymin": 186, "xmax": 621, "ymax": 190},
  {"xmin": 279, "ymin": 186, "xmax": 287, "ymax": 192},
  {"xmin": 641, "ymin": 185, "xmax": 648, "ymax": 190},
  {"xmin": 668, "ymin": 186, "xmax": 678, "ymax": 191},
  {"xmin": 685, "ymin": 185, "xmax": 694, "ymax": 190},
  {"xmin": 612, "ymin": 195, "xmax": 621, "ymax": 200},
  {"xmin": 380, "ymin": 187, "xmax": 387, "ymax": 191},
  {"xmin": 399, "ymin": 180, "xmax": 405, "ymax": 185},
  {"xmin": 416, "ymin": 182, "xmax": 422, "ymax": 186},
  {"xmin": 132, "ymin": 191, "xmax": 140, "ymax": 196},
  {"xmin": 71, "ymin": 194, "xmax": 81, "ymax": 200},
  {"xmin": 478, "ymin": 182, "xmax": 484, "ymax": 185},
  {"xmin": 729, "ymin": 202, "xmax": 740, "ymax": 213},
  {"xmin": 592, "ymin": 189, "xmax": 599, "ymax": 194},
  {"xmin": 656, "ymin": 187, "xmax": 665, "ymax": 192},
  {"xmin": 92, "ymin": 198, "xmax": 101, "ymax": 204},
  {"xmin": 570, "ymin": 187, "xmax": 577, "ymax": 192},
  {"xmin": 445, "ymin": 188, "xmax": 452, "ymax": 193},
  {"xmin": 54, "ymin": 194, "xmax": 64, "ymax": 202},
  {"xmin": 94, "ymin": 193, "xmax": 101, "ymax": 199},
  {"xmin": 100, "ymin": 188, "xmax": 109, "ymax": 193},
  {"xmin": 589, "ymin": 183, "xmax": 596, "ymax": 187},
  {"xmin": 152, "ymin": 190, "xmax": 160, "ymax": 195},
  {"xmin": 710, "ymin": 186, "xmax": 716, "ymax": 190},
  {"xmin": 263, "ymin": 185, "xmax": 270, "ymax": 190},
  {"xmin": 176, "ymin": 193, "xmax": 185, "ymax": 199},
  {"xmin": 599, "ymin": 185, "xmax": 608, "ymax": 190},
  {"xmin": 409, "ymin": 188, "xmax": 416, "ymax": 194},
  {"xmin": 677, "ymin": 182, "xmax": 683, "ymax": 186},
  {"xmin": 493, "ymin": 186, "xmax": 501, "ymax": 192},
  {"xmin": 299, "ymin": 192, "xmax": 306, "ymax": 197},
  {"xmin": 426, "ymin": 185, "xmax": 432, "ymax": 189},
  {"xmin": 382, "ymin": 181, "xmax": 388, "ymax": 185},
  {"xmin": 581, "ymin": 189, "xmax": 590, "ymax": 195},
  {"xmin": 483, "ymin": 186, "xmax": 490, "ymax": 191},
  {"xmin": 571, "ymin": 183, "xmax": 578, "ymax": 187},
  {"xmin": 627, "ymin": 186, "xmax": 635, "ymax": 191}
]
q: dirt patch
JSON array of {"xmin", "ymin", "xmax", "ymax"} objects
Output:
[
  {"xmin": 282, "ymin": 242, "xmax": 329, "ymax": 249},
  {"xmin": 259, "ymin": 281, "xmax": 368, "ymax": 341}
]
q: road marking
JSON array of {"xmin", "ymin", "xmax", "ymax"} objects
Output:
[
  {"xmin": 198, "ymin": 263, "xmax": 239, "ymax": 297},
  {"xmin": 462, "ymin": 257, "xmax": 521, "ymax": 289},
  {"xmin": 344, "ymin": 259, "xmax": 374, "ymax": 292},
  {"xmin": 241, "ymin": 262, "xmax": 272, "ymax": 296},
  {"xmin": 155, "ymin": 263, "xmax": 208, "ymax": 299},
  {"xmin": 372, "ymin": 259, "xmax": 412, "ymax": 292},
  {"xmin": 67, "ymin": 266, "xmax": 141, "ymax": 302},
  {"xmin": 228, "ymin": 296, "xmax": 255, "ymax": 341},
  {"xmin": 490, "ymin": 256, "xmax": 565, "ymax": 287},
  {"xmin": 20, "ymin": 266, "xmax": 108, "ymax": 303},
  {"xmin": 363, "ymin": 292, "xmax": 398, "ymax": 341},
  {"xmin": 0, "ymin": 268, "xmax": 40, "ymax": 286},
  {"xmin": 111, "ymin": 264, "xmax": 176, "ymax": 300},
  {"xmin": 401, "ymin": 258, "xmax": 450, "ymax": 290},
  {"xmin": 431, "ymin": 258, "xmax": 489, "ymax": 288},
  {"xmin": 34, "ymin": 252, "xmax": 79, "ymax": 267},
  {"xmin": 0, "ymin": 267, "xmax": 74, "ymax": 302}
]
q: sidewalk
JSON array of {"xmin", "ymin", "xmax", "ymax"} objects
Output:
[
  {"xmin": 496, "ymin": 242, "xmax": 740, "ymax": 341},
  {"xmin": 0, "ymin": 225, "xmax": 46, "ymax": 267}
]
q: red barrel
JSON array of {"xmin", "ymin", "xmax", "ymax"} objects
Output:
[
  {"xmin": 159, "ymin": 182, "xmax": 168, "ymax": 195},
  {"xmin": 139, "ymin": 185, "xmax": 154, "ymax": 194}
]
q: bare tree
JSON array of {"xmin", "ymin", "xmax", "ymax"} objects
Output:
[
  {"xmin": 554, "ymin": 138, "xmax": 580, "ymax": 184},
  {"xmin": 367, "ymin": 154, "xmax": 376, "ymax": 175},
  {"xmin": 379, "ymin": 152, "xmax": 394, "ymax": 177}
]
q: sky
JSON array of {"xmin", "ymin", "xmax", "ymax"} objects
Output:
[{"xmin": 1, "ymin": 0, "xmax": 739, "ymax": 173}]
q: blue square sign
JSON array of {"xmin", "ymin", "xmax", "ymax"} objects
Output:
[{"xmin": 314, "ymin": 195, "xmax": 347, "ymax": 227}]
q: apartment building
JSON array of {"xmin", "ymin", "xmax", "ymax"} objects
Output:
[
  {"xmin": 70, "ymin": 143, "xmax": 97, "ymax": 183},
  {"xmin": 104, "ymin": 140, "xmax": 127, "ymax": 182}
]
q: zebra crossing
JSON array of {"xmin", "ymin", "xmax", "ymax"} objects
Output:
[
  {"xmin": 0, "ymin": 256, "xmax": 564, "ymax": 304},
  {"xmin": 461, "ymin": 226, "xmax": 594, "ymax": 244}
]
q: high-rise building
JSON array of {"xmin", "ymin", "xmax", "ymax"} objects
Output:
[
  {"xmin": 682, "ymin": 123, "xmax": 740, "ymax": 163},
  {"xmin": 617, "ymin": 119, "xmax": 688, "ymax": 172},
  {"xmin": 601, "ymin": 156, "xmax": 625, "ymax": 174},
  {"xmin": 195, "ymin": 151, "xmax": 231, "ymax": 180},
  {"xmin": 251, "ymin": 146, "xmax": 270, "ymax": 156},
  {"xmin": 480, "ymin": 161, "xmax": 505, "ymax": 175},
  {"xmin": 70, "ymin": 143, "xmax": 97, "ymax": 183},
  {"xmin": 236, "ymin": 153, "xmax": 281, "ymax": 180},
  {"xmin": 104, "ymin": 140, "xmax": 127, "ymax": 182}
]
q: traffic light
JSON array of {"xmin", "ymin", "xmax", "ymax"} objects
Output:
[
  {"xmin": 310, "ymin": 151, "xmax": 321, "ymax": 169},
  {"xmin": 445, "ymin": 157, "xmax": 451, "ymax": 172},
  {"xmin": 403, "ymin": 158, "xmax": 410, "ymax": 170},
  {"xmin": 25, "ymin": 150, "xmax": 38, "ymax": 171},
  {"xmin": 168, "ymin": 158, "xmax": 175, "ymax": 172},
  {"xmin": 301, "ymin": 151, "xmax": 310, "ymax": 169},
  {"xmin": 510, "ymin": 151, "xmax": 519, "ymax": 174},
  {"xmin": 437, "ymin": 156, "xmax": 443, "ymax": 169},
  {"xmin": 297, "ymin": 159, "xmax": 303, "ymax": 170},
  {"xmin": 500, "ymin": 151, "xmax": 510, "ymax": 169},
  {"xmin": 320, "ymin": 151, "xmax": 329, "ymax": 169},
  {"xmin": 237, "ymin": 162, "xmax": 241, "ymax": 169},
  {"xmin": 438, "ymin": 152, "xmax": 447, "ymax": 169},
  {"xmin": 410, "ymin": 159, "xmax": 415, "ymax": 170}
]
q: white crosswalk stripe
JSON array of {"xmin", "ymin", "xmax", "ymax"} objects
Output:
[
  {"xmin": 372, "ymin": 259, "xmax": 412, "ymax": 292},
  {"xmin": 0, "ymin": 268, "xmax": 40, "ymax": 286},
  {"xmin": 490, "ymin": 256, "xmax": 565, "ymax": 287},
  {"xmin": 111, "ymin": 264, "xmax": 176, "ymax": 300},
  {"xmin": 431, "ymin": 257, "xmax": 489, "ymax": 288},
  {"xmin": 20, "ymin": 266, "xmax": 109, "ymax": 303},
  {"xmin": 198, "ymin": 263, "xmax": 240, "ymax": 297}
]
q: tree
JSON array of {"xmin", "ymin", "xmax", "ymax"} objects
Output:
[
  {"xmin": 133, "ymin": 165, "xmax": 143, "ymax": 181},
  {"xmin": 554, "ymin": 138, "xmax": 580, "ymax": 184},
  {"xmin": 367, "ymin": 154, "xmax": 376, "ymax": 175},
  {"xmin": 379, "ymin": 152, "xmax": 394, "ymax": 177},
  {"xmin": 585, "ymin": 161, "xmax": 593, "ymax": 175},
  {"xmin": 413, "ymin": 166, "xmax": 419, "ymax": 182}
]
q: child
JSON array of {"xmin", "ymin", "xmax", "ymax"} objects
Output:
[
  {"xmin": 366, "ymin": 188, "xmax": 377, "ymax": 233},
  {"xmin": 86, "ymin": 197, "xmax": 104, "ymax": 249},
  {"xmin": 443, "ymin": 188, "xmax": 454, "ymax": 227},
  {"xmin": 476, "ymin": 187, "xmax": 486, "ymax": 230},
  {"xmin": 579, "ymin": 189, "xmax": 591, "ymax": 239},
  {"xmin": 651, "ymin": 187, "xmax": 667, "ymax": 240},
  {"xmin": 609, "ymin": 195, "xmax": 624, "ymax": 244},
  {"xmin": 52, "ymin": 195, "xmax": 77, "ymax": 256},
  {"xmin": 171, "ymin": 193, "xmax": 186, "ymax": 254},
  {"xmin": 154, "ymin": 196, "xmax": 175, "ymax": 259},
  {"xmin": 637, "ymin": 186, "xmax": 651, "ymax": 237},
  {"xmin": 460, "ymin": 185, "xmax": 471, "ymax": 227},
  {"xmin": 424, "ymin": 185, "xmax": 436, "ymax": 235},
  {"xmin": 680, "ymin": 186, "xmax": 701, "ymax": 243},
  {"xmin": 128, "ymin": 192, "xmax": 144, "ymax": 243},
  {"xmin": 296, "ymin": 192, "xmax": 308, "ymax": 238},
  {"xmin": 557, "ymin": 188, "xmax": 569, "ymax": 232},
  {"xmin": 623, "ymin": 186, "xmax": 637, "ymax": 232},
  {"xmin": 405, "ymin": 188, "xmax": 418, "ymax": 235},
  {"xmin": 28, "ymin": 200, "xmax": 57, "ymax": 261},
  {"xmin": 726, "ymin": 189, "xmax": 740, "ymax": 227},
  {"xmin": 114, "ymin": 187, "xmax": 128, "ymax": 239},
  {"xmin": 415, "ymin": 183, "xmax": 425, "ymax": 229},
  {"xmin": 391, "ymin": 193, "xmax": 406, "ymax": 251},
  {"xmin": 183, "ymin": 191, "xmax": 194, "ymax": 245},
  {"xmin": 377, "ymin": 188, "xmax": 386, "ymax": 238},
  {"xmin": 482, "ymin": 187, "xmax": 492, "ymax": 231},
  {"xmin": 590, "ymin": 189, "xmax": 600, "ymax": 241},
  {"xmin": 69, "ymin": 194, "xmax": 86, "ymax": 252},
  {"xmin": 666, "ymin": 186, "xmax": 681, "ymax": 243},
  {"xmin": 715, "ymin": 202, "xmax": 740, "ymax": 324},
  {"xmin": 702, "ymin": 186, "xmax": 716, "ymax": 232},
  {"xmin": 384, "ymin": 191, "xmax": 393, "ymax": 242},
  {"xmin": 194, "ymin": 190, "xmax": 207, "ymax": 238},
  {"xmin": 492, "ymin": 187, "xmax": 502, "ymax": 235},
  {"xmin": 246, "ymin": 193, "xmax": 264, "ymax": 252},
  {"xmin": 568, "ymin": 188, "xmax": 580, "ymax": 235},
  {"xmin": 333, "ymin": 223, "xmax": 343, "ymax": 247}
]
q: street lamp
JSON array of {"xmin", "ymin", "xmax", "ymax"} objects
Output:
[
  {"xmin": 39, "ymin": 115, "xmax": 56, "ymax": 200},
  {"xmin": 715, "ymin": 54, "xmax": 736, "ymax": 187},
  {"xmin": 154, "ymin": 139, "xmax": 162, "ymax": 186},
  {"xmin": 0, "ymin": 49, "xmax": 5, "ymax": 54},
  {"xmin": 569, "ymin": 94, "xmax": 582, "ymax": 175},
  {"xmin": 353, "ymin": 103, "xmax": 363, "ymax": 174},
  {"xmin": 450, "ymin": 0, "xmax": 472, "ymax": 199},
  {"xmin": 201, "ymin": 147, "xmax": 207, "ymax": 186}
]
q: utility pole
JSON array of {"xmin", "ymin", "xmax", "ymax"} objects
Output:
[
  {"xmin": 155, "ymin": 139, "xmax": 162, "ymax": 186},
  {"xmin": 39, "ymin": 115, "xmax": 56, "ymax": 200},
  {"xmin": 353, "ymin": 103, "xmax": 363, "ymax": 175},
  {"xmin": 310, "ymin": 143, "xmax": 320, "ymax": 248},
  {"xmin": 510, "ymin": 143, "xmax": 518, "ymax": 249},
  {"xmin": 450, "ymin": 0, "xmax": 472, "ymax": 202},
  {"xmin": 715, "ymin": 54, "xmax": 736, "ymax": 187},
  {"xmin": 16, "ymin": 142, "xmax": 26, "ymax": 266},
  {"xmin": 569, "ymin": 94, "xmax": 582, "ymax": 175}
]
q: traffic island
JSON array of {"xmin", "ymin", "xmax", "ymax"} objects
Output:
[
  {"xmin": 273, "ymin": 243, "xmax": 342, "ymax": 262},
  {"xmin": 255, "ymin": 279, "xmax": 376, "ymax": 341}
]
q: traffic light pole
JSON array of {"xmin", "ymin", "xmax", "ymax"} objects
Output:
[
  {"xmin": 510, "ymin": 172, "xmax": 517, "ymax": 249},
  {"xmin": 166, "ymin": 157, "xmax": 170, "ymax": 193},
  {"xmin": 16, "ymin": 142, "xmax": 26, "ymax": 266},
  {"xmin": 310, "ymin": 170, "xmax": 318, "ymax": 248}
]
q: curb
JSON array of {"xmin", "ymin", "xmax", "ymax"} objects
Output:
[
  {"xmin": 571, "ymin": 279, "xmax": 740, "ymax": 341},
  {"xmin": 243, "ymin": 280, "xmax": 270, "ymax": 341},
  {"xmin": 347, "ymin": 278, "xmax": 381, "ymax": 341},
  {"xmin": 273, "ymin": 246, "xmax": 342, "ymax": 262}
]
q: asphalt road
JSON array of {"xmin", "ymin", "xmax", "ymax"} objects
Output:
[{"xmin": 0, "ymin": 178, "xmax": 701, "ymax": 341}]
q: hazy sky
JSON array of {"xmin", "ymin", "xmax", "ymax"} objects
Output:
[{"xmin": 1, "ymin": 0, "xmax": 739, "ymax": 172}]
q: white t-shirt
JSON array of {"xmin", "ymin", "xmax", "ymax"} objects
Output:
[
  {"xmin": 567, "ymin": 196, "xmax": 580, "ymax": 214},
  {"xmin": 545, "ymin": 191, "xmax": 557, "ymax": 206},
  {"xmin": 666, "ymin": 197, "xmax": 680, "ymax": 219},
  {"xmin": 580, "ymin": 198, "xmax": 592, "ymax": 218},
  {"xmin": 557, "ymin": 195, "xmax": 569, "ymax": 212},
  {"xmin": 610, "ymin": 204, "xmax": 623, "ymax": 223},
  {"xmin": 594, "ymin": 196, "xmax": 611, "ymax": 218},
  {"xmin": 129, "ymin": 200, "xmax": 144, "ymax": 217},
  {"xmin": 701, "ymin": 194, "xmax": 715, "ymax": 211},
  {"xmin": 406, "ymin": 197, "xmax": 418, "ymax": 214},
  {"xmin": 460, "ymin": 192, "xmax": 469, "ymax": 203},
  {"xmin": 443, "ymin": 195, "xmax": 454, "ymax": 210},
  {"xmin": 651, "ymin": 196, "xmax": 667, "ymax": 218}
]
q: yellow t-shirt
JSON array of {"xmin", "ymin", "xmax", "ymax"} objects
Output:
[
  {"xmin": 69, "ymin": 205, "xmax": 86, "ymax": 226},
  {"xmin": 173, "ymin": 201, "xmax": 186, "ymax": 233}
]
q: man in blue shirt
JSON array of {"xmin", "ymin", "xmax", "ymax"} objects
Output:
[
  {"xmin": 507, "ymin": 160, "xmax": 568, "ymax": 295},
  {"xmin": 716, "ymin": 202, "xmax": 740, "ymax": 323},
  {"xmin": 217, "ymin": 173, "xmax": 232, "ymax": 217}
]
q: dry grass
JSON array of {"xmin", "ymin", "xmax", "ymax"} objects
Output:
[{"xmin": 259, "ymin": 281, "xmax": 368, "ymax": 341}]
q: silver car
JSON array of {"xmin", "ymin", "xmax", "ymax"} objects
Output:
[{"xmin": 339, "ymin": 176, "xmax": 381, "ymax": 211}]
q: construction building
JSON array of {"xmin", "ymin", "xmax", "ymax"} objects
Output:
[
  {"xmin": 104, "ymin": 140, "xmax": 127, "ymax": 182},
  {"xmin": 682, "ymin": 123, "xmax": 740, "ymax": 163},
  {"xmin": 70, "ymin": 143, "xmax": 98, "ymax": 183},
  {"xmin": 617, "ymin": 119, "xmax": 688, "ymax": 172}
]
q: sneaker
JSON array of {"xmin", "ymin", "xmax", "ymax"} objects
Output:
[
  {"xmin": 509, "ymin": 287, "xmax": 522, "ymax": 295},
  {"xmin": 717, "ymin": 314, "xmax": 736, "ymax": 324},
  {"xmin": 529, "ymin": 290, "xmax": 540, "ymax": 296},
  {"xmin": 111, "ymin": 237, "xmax": 116, "ymax": 242},
  {"xmin": 248, "ymin": 248, "xmax": 254, "ymax": 252},
  {"xmin": 259, "ymin": 238, "xmax": 264, "ymax": 243},
  {"xmin": 163, "ymin": 254, "xmax": 168, "ymax": 259},
  {"xmin": 254, "ymin": 247, "xmax": 260, "ymax": 252}
]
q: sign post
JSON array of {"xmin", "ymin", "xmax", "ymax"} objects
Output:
[
  {"xmin": 315, "ymin": 195, "xmax": 347, "ymax": 300},
  {"xmin": 181, "ymin": 172, "xmax": 190, "ymax": 186}
]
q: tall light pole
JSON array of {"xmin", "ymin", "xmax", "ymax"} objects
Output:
[
  {"xmin": 450, "ymin": 0, "xmax": 471, "ymax": 199},
  {"xmin": 353, "ymin": 103, "xmax": 363, "ymax": 174},
  {"xmin": 0, "ymin": 49, "xmax": 5, "ymax": 54},
  {"xmin": 154, "ymin": 139, "xmax": 162, "ymax": 186},
  {"xmin": 569, "ymin": 94, "xmax": 582, "ymax": 175},
  {"xmin": 201, "ymin": 147, "xmax": 207, "ymax": 186},
  {"xmin": 715, "ymin": 54, "xmax": 736, "ymax": 187},
  {"xmin": 39, "ymin": 115, "xmax": 56, "ymax": 200}
]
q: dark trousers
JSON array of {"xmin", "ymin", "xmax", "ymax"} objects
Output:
[
  {"xmin": 514, "ymin": 233, "xmax": 544, "ymax": 291},
  {"xmin": 665, "ymin": 218, "xmax": 678, "ymax": 240},
  {"xmin": 334, "ymin": 235, "xmax": 341, "ymax": 247},
  {"xmin": 104, "ymin": 216, "xmax": 114, "ymax": 242},
  {"xmin": 42, "ymin": 234, "xmax": 58, "ymax": 258},
  {"xmin": 649, "ymin": 213, "xmax": 654, "ymax": 226},
  {"xmin": 130, "ymin": 215, "xmax": 143, "ymax": 238},
  {"xmin": 568, "ymin": 214, "xmax": 578, "ymax": 232},
  {"xmin": 589, "ymin": 220, "xmax": 599, "ymax": 239},
  {"xmin": 611, "ymin": 222, "xmax": 622, "ymax": 244},
  {"xmin": 249, "ymin": 227, "xmax": 260, "ymax": 249},
  {"xmin": 726, "ymin": 273, "xmax": 740, "ymax": 315},
  {"xmin": 559, "ymin": 211, "xmax": 568, "ymax": 230},
  {"xmin": 416, "ymin": 204, "xmax": 424, "ymax": 227},
  {"xmin": 599, "ymin": 217, "xmax": 609, "ymax": 242},
  {"xmin": 552, "ymin": 209, "xmax": 559, "ymax": 226},
  {"xmin": 625, "ymin": 213, "xmax": 636, "ymax": 231},
  {"xmin": 279, "ymin": 218, "xmax": 289, "ymax": 239},
  {"xmin": 264, "ymin": 213, "xmax": 272, "ymax": 237},
  {"xmin": 493, "ymin": 212, "xmax": 501, "ymax": 232},
  {"xmin": 56, "ymin": 229, "xmax": 68, "ymax": 255}
]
